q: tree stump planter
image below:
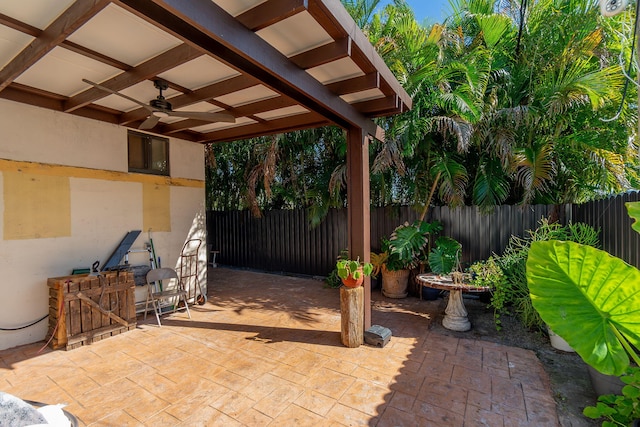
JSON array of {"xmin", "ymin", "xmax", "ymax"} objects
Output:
[{"xmin": 340, "ymin": 286, "xmax": 363, "ymax": 347}]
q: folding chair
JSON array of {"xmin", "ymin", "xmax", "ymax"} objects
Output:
[{"xmin": 144, "ymin": 267, "xmax": 191, "ymax": 326}]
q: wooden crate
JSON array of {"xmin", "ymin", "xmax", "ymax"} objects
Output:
[{"xmin": 47, "ymin": 271, "xmax": 137, "ymax": 350}]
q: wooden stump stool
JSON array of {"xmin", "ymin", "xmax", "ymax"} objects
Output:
[{"xmin": 340, "ymin": 285, "xmax": 363, "ymax": 347}]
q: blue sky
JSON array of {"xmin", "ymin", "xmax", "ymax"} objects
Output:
[{"xmin": 378, "ymin": 0, "xmax": 451, "ymax": 23}]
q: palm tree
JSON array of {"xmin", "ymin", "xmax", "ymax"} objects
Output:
[{"xmin": 205, "ymin": 0, "xmax": 637, "ymax": 221}]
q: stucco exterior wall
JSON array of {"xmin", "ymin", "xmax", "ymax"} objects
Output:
[{"xmin": 0, "ymin": 100, "xmax": 207, "ymax": 350}]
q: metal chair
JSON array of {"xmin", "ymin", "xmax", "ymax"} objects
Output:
[{"xmin": 144, "ymin": 267, "xmax": 191, "ymax": 326}]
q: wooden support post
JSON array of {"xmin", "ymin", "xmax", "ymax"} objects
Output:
[
  {"xmin": 346, "ymin": 127, "xmax": 371, "ymax": 332},
  {"xmin": 340, "ymin": 286, "xmax": 364, "ymax": 347}
]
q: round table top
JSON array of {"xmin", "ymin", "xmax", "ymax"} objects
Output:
[{"xmin": 416, "ymin": 273, "xmax": 491, "ymax": 293}]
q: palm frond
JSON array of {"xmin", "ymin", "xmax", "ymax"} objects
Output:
[
  {"xmin": 431, "ymin": 116, "xmax": 474, "ymax": 153},
  {"xmin": 513, "ymin": 143, "xmax": 555, "ymax": 204},
  {"xmin": 476, "ymin": 14, "xmax": 512, "ymax": 48},
  {"xmin": 432, "ymin": 155, "xmax": 469, "ymax": 206},
  {"xmin": 473, "ymin": 157, "xmax": 510, "ymax": 211}
]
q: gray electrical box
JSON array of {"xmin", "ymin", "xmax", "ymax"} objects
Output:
[{"xmin": 364, "ymin": 325, "xmax": 392, "ymax": 348}]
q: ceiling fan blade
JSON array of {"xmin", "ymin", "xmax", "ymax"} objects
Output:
[
  {"xmin": 82, "ymin": 79, "xmax": 153, "ymax": 111},
  {"xmin": 139, "ymin": 114, "xmax": 161, "ymax": 130},
  {"xmin": 166, "ymin": 110, "xmax": 236, "ymax": 123}
]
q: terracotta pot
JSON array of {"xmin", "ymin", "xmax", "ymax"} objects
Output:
[
  {"xmin": 341, "ymin": 267, "xmax": 364, "ymax": 288},
  {"xmin": 381, "ymin": 265, "xmax": 409, "ymax": 298}
]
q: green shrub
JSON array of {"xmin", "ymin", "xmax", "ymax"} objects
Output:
[
  {"xmin": 583, "ymin": 366, "xmax": 640, "ymax": 426},
  {"xmin": 491, "ymin": 218, "xmax": 600, "ymax": 330}
]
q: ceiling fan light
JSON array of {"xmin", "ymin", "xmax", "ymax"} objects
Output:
[{"xmin": 152, "ymin": 111, "xmax": 170, "ymax": 118}]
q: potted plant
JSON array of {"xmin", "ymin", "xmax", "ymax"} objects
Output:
[
  {"xmin": 379, "ymin": 238, "xmax": 410, "ymax": 298},
  {"xmin": 526, "ymin": 201, "xmax": 640, "ymax": 426},
  {"xmin": 381, "ymin": 221, "xmax": 433, "ymax": 298},
  {"xmin": 336, "ymin": 258, "xmax": 373, "ymax": 288}
]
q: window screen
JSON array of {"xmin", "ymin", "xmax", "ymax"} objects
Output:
[{"xmin": 128, "ymin": 131, "xmax": 169, "ymax": 176}]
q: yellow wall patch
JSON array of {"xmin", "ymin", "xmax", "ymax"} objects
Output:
[
  {"xmin": 143, "ymin": 183, "xmax": 170, "ymax": 232},
  {"xmin": 4, "ymin": 171, "xmax": 71, "ymax": 239}
]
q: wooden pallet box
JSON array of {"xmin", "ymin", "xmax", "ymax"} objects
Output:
[{"xmin": 47, "ymin": 271, "xmax": 136, "ymax": 350}]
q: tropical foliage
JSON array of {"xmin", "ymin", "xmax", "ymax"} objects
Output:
[
  {"xmin": 583, "ymin": 366, "xmax": 640, "ymax": 425},
  {"xmin": 206, "ymin": 0, "xmax": 638, "ymax": 221},
  {"xmin": 526, "ymin": 202, "xmax": 640, "ymax": 377},
  {"xmin": 490, "ymin": 218, "xmax": 600, "ymax": 330}
]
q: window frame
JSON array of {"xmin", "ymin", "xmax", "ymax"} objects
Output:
[{"xmin": 127, "ymin": 130, "xmax": 170, "ymax": 176}]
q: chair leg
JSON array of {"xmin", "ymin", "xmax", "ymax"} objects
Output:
[
  {"xmin": 183, "ymin": 295, "xmax": 191, "ymax": 319},
  {"xmin": 152, "ymin": 299, "xmax": 162, "ymax": 326},
  {"xmin": 144, "ymin": 292, "xmax": 150, "ymax": 321}
]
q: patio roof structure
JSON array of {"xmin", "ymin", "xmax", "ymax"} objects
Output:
[
  {"xmin": 0, "ymin": 0, "xmax": 412, "ymax": 331},
  {"xmin": 0, "ymin": 0, "xmax": 411, "ymax": 142}
]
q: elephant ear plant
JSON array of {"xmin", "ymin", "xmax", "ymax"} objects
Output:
[{"xmin": 526, "ymin": 201, "xmax": 640, "ymax": 377}]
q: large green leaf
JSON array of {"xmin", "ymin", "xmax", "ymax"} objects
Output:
[
  {"xmin": 627, "ymin": 202, "xmax": 640, "ymax": 234},
  {"xmin": 527, "ymin": 241, "xmax": 640, "ymax": 376},
  {"xmin": 389, "ymin": 221, "xmax": 431, "ymax": 269},
  {"xmin": 428, "ymin": 236, "xmax": 462, "ymax": 274}
]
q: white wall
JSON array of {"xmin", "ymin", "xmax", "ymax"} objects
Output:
[{"xmin": 0, "ymin": 100, "xmax": 207, "ymax": 350}]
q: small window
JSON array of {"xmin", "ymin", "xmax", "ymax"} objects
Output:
[{"xmin": 128, "ymin": 131, "xmax": 169, "ymax": 176}]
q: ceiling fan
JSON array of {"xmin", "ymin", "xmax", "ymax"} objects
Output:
[{"xmin": 82, "ymin": 78, "xmax": 236, "ymax": 130}]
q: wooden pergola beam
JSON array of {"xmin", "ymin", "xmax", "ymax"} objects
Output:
[
  {"xmin": 0, "ymin": 0, "xmax": 110, "ymax": 93},
  {"xmin": 119, "ymin": 74, "xmax": 258, "ymax": 125},
  {"xmin": 327, "ymin": 72, "xmax": 379, "ymax": 96},
  {"xmin": 346, "ymin": 126, "xmax": 372, "ymax": 330},
  {"xmin": 236, "ymin": 0, "xmax": 308, "ymax": 31},
  {"xmin": 64, "ymin": 43, "xmax": 201, "ymax": 112},
  {"xmin": 117, "ymin": 0, "xmax": 380, "ymax": 138},
  {"xmin": 160, "ymin": 95, "xmax": 300, "ymax": 133},
  {"xmin": 198, "ymin": 112, "xmax": 329, "ymax": 143},
  {"xmin": 307, "ymin": 0, "xmax": 412, "ymax": 112},
  {"xmin": 0, "ymin": 13, "xmax": 131, "ymax": 72},
  {"xmin": 289, "ymin": 37, "xmax": 351, "ymax": 69},
  {"xmin": 352, "ymin": 95, "xmax": 401, "ymax": 116}
]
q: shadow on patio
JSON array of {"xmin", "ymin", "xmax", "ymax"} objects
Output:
[{"xmin": 0, "ymin": 268, "xmax": 559, "ymax": 426}]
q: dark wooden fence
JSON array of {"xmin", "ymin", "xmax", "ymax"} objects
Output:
[
  {"xmin": 208, "ymin": 209, "xmax": 347, "ymax": 277},
  {"xmin": 208, "ymin": 203, "xmax": 568, "ymax": 276},
  {"xmin": 572, "ymin": 191, "xmax": 639, "ymax": 269}
]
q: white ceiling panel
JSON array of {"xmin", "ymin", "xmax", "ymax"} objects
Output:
[
  {"xmin": 92, "ymin": 80, "xmax": 181, "ymax": 111},
  {"xmin": 341, "ymin": 88, "xmax": 385, "ymax": 104},
  {"xmin": 215, "ymin": 85, "xmax": 278, "ymax": 107},
  {"xmin": 254, "ymin": 105, "xmax": 308, "ymax": 120},
  {"xmin": 14, "ymin": 46, "xmax": 121, "ymax": 97},
  {"xmin": 0, "ymin": 0, "xmax": 75, "ymax": 30},
  {"xmin": 174, "ymin": 101, "xmax": 225, "ymax": 113},
  {"xmin": 67, "ymin": 4, "xmax": 181, "ymax": 67},
  {"xmin": 257, "ymin": 12, "xmax": 332, "ymax": 57},
  {"xmin": 306, "ymin": 57, "xmax": 364, "ymax": 84},
  {"xmin": 157, "ymin": 56, "xmax": 240, "ymax": 90},
  {"xmin": 190, "ymin": 116, "xmax": 256, "ymax": 132},
  {"xmin": 212, "ymin": 0, "xmax": 268, "ymax": 17},
  {"xmin": 0, "ymin": 26, "xmax": 34, "ymax": 69}
]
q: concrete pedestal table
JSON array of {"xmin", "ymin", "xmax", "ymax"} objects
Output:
[{"xmin": 416, "ymin": 273, "xmax": 490, "ymax": 331}]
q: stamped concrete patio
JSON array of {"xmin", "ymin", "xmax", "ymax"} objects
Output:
[{"xmin": 0, "ymin": 268, "xmax": 559, "ymax": 426}]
